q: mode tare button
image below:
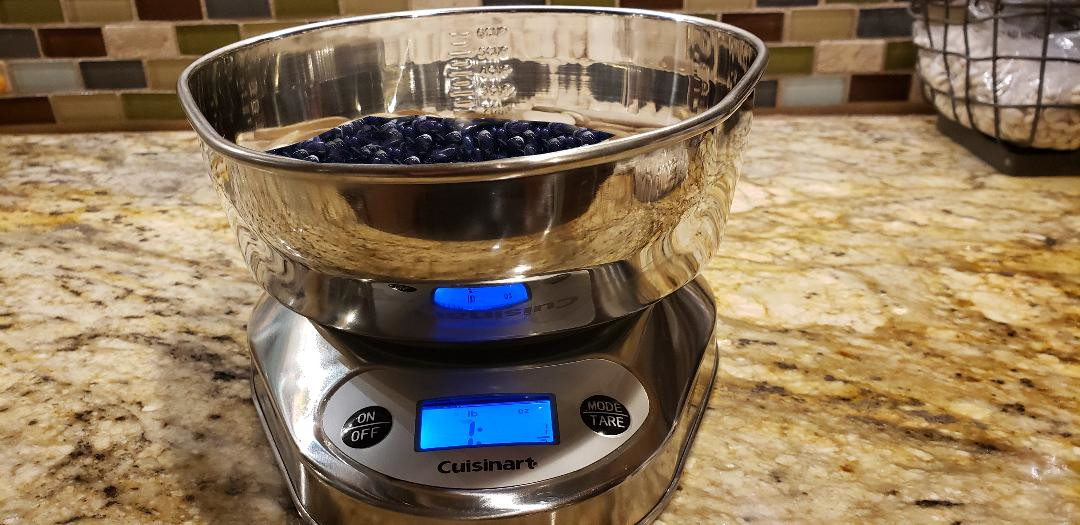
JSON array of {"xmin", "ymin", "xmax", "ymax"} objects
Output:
[
  {"xmin": 341, "ymin": 406, "xmax": 392, "ymax": 448},
  {"xmin": 580, "ymin": 395, "xmax": 631, "ymax": 436}
]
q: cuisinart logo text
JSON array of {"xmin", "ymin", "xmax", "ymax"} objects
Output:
[
  {"xmin": 434, "ymin": 297, "xmax": 577, "ymax": 320},
  {"xmin": 437, "ymin": 457, "xmax": 538, "ymax": 474}
]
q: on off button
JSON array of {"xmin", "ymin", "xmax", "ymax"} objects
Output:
[
  {"xmin": 580, "ymin": 395, "xmax": 631, "ymax": 436},
  {"xmin": 341, "ymin": 406, "xmax": 392, "ymax": 448}
]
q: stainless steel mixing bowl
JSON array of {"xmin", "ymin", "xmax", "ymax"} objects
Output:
[{"xmin": 179, "ymin": 6, "xmax": 766, "ymax": 342}]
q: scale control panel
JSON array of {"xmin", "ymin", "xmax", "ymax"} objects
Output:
[{"xmin": 320, "ymin": 359, "xmax": 649, "ymax": 489}]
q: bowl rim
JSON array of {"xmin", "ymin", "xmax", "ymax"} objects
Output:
[{"xmin": 177, "ymin": 6, "xmax": 767, "ymax": 182}]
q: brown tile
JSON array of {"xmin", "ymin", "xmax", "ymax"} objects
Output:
[
  {"xmin": 849, "ymin": 73, "xmax": 911, "ymax": 101},
  {"xmin": 63, "ymin": 0, "xmax": 133, "ymax": 22},
  {"xmin": 787, "ymin": 8, "xmax": 855, "ymax": 41},
  {"xmin": 910, "ymin": 72, "xmax": 926, "ymax": 102},
  {"xmin": 134, "ymin": 0, "xmax": 202, "ymax": 20},
  {"xmin": 39, "ymin": 28, "xmax": 107, "ymax": 58},
  {"xmin": 50, "ymin": 93, "xmax": 124, "ymax": 123},
  {"xmin": 103, "ymin": 23, "xmax": 179, "ymax": 58},
  {"xmin": 145, "ymin": 58, "xmax": 194, "ymax": 89},
  {"xmin": 815, "ymin": 39, "xmax": 883, "ymax": 73},
  {"xmin": 341, "ymin": 0, "xmax": 407, "ymax": 13},
  {"xmin": 722, "ymin": 13, "xmax": 783, "ymax": 42},
  {"xmin": 0, "ymin": 97, "xmax": 55, "ymax": 124},
  {"xmin": 620, "ymin": 0, "xmax": 683, "ymax": 9},
  {"xmin": 917, "ymin": 4, "xmax": 968, "ymax": 24}
]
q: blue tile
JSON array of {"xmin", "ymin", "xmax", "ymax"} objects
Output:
[
  {"xmin": 10, "ymin": 61, "xmax": 81, "ymax": 93},
  {"xmin": 857, "ymin": 8, "xmax": 913, "ymax": 38},
  {"xmin": 80, "ymin": 60, "xmax": 146, "ymax": 89},
  {"xmin": 754, "ymin": 80, "xmax": 777, "ymax": 107},
  {"xmin": 0, "ymin": 29, "xmax": 40, "ymax": 58},
  {"xmin": 779, "ymin": 76, "xmax": 845, "ymax": 107},
  {"xmin": 206, "ymin": 0, "xmax": 271, "ymax": 18}
]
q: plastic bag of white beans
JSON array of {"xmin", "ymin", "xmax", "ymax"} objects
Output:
[{"xmin": 913, "ymin": 2, "xmax": 1080, "ymax": 150}]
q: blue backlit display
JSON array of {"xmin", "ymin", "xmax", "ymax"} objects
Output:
[
  {"xmin": 417, "ymin": 394, "xmax": 557, "ymax": 451},
  {"xmin": 432, "ymin": 284, "xmax": 529, "ymax": 311}
]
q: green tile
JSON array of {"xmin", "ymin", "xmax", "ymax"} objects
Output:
[
  {"xmin": 51, "ymin": 93, "xmax": 124, "ymax": 123},
  {"xmin": 122, "ymin": 93, "xmax": 185, "ymax": 120},
  {"xmin": 766, "ymin": 46, "xmax": 814, "ymax": 75},
  {"xmin": 787, "ymin": 9, "xmax": 855, "ymax": 41},
  {"xmin": 145, "ymin": 58, "xmax": 195, "ymax": 90},
  {"xmin": 341, "ymin": 0, "xmax": 406, "ymax": 14},
  {"xmin": 272, "ymin": 0, "xmax": 339, "ymax": 19},
  {"xmin": 65, "ymin": 0, "xmax": 135, "ymax": 22},
  {"xmin": 884, "ymin": 40, "xmax": 917, "ymax": 70},
  {"xmin": 0, "ymin": 0, "xmax": 64, "ymax": 23},
  {"xmin": 550, "ymin": 0, "xmax": 615, "ymax": 6},
  {"xmin": 239, "ymin": 21, "xmax": 302, "ymax": 38},
  {"xmin": 176, "ymin": 25, "xmax": 241, "ymax": 55}
]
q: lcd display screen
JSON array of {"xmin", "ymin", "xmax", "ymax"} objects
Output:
[
  {"xmin": 432, "ymin": 284, "xmax": 529, "ymax": 311},
  {"xmin": 417, "ymin": 394, "xmax": 557, "ymax": 451}
]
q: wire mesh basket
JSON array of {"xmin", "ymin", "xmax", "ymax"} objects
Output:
[{"xmin": 910, "ymin": 0, "xmax": 1080, "ymax": 156}]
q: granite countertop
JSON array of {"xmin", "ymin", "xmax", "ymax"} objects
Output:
[{"xmin": 1, "ymin": 116, "xmax": 1077, "ymax": 524}]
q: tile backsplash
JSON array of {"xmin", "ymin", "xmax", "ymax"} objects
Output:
[{"xmin": 0, "ymin": 0, "xmax": 926, "ymax": 130}]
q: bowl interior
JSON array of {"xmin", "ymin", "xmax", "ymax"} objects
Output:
[{"xmin": 182, "ymin": 9, "xmax": 761, "ymax": 153}]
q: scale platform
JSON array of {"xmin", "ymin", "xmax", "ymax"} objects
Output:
[{"xmin": 249, "ymin": 277, "xmax": 718, "ymax": 524}]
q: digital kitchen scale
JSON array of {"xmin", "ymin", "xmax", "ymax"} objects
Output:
[
  {"xmin": 249, "ymin": 277, "xmax": 718, "ymax": 524},
  {"xmin": 176, "ymin": 6, "xmax": 766, "ymax": 524}
]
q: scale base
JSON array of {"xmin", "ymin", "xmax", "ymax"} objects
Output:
[{"xmin": 249, "ymin": 278, "xmax": 719, "ymax": 524}]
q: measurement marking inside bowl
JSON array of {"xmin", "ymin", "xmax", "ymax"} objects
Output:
[{"xmin": 446, "ymin": 25, "xmax": 515, "ymax": 115}]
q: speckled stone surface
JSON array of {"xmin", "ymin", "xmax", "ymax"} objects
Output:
[{"xmin": 1, "ymin": 116, "xmax": 1077, "ymax": 524}]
